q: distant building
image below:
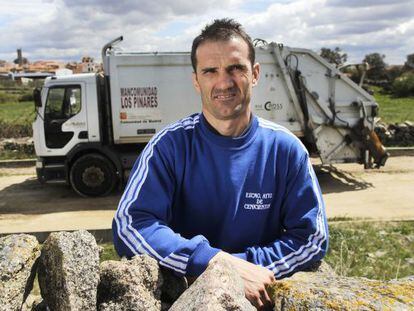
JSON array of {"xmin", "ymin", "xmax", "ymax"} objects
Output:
[
  {"xmin": 55, "ymin": 68, "xmax": 73, "ymax": 76},
  {"xmin": 0, "ymin": 60, "xmax": 15, "ymax": 74},
  {"xmin": 29, "ymin": 60, "xmax": 65, "ymax": 73},
  {"xmin": 65, "ymin": 56, "xmax": 101, "ymax": 74},
  {"xmin": 1, "ymin": 50, "xmax": 102, "ymax": 80}
]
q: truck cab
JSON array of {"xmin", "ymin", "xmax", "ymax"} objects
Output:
[
  {"xmin": 34, "ymin": 74, "xmax": 100, "ymax": 156},
  {"xmin": 33, "ymin": 73, "xmax": 122, "ymax": 196}
]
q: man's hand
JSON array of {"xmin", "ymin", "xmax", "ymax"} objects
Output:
[{"xmin": 210, "ymin": 252, "xmax": 275, "ymax": 310}]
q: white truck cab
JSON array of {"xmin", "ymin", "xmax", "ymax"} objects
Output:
[{"xmin": 34, "ymin": 74, "xmax": 99, "ymax": 157}]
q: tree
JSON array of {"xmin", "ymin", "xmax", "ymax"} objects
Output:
[
  {"xmin": 320, "ymin": 47, "xmax": 347, "ymax": 67},
  {"xmin": 404, "ymin": 53, "xmax": 414, "ymax": 70},
  {"xmin": 363, "ymin": 53, "xmax": 386, "ymax": 81},
  {"xmin": 13, "ymin": 57, "xmax": 28, "ymax": 65}
]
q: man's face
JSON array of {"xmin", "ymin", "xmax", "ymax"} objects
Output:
[{"xmin": 192, "ymin": 37, "xmax": 260, "ymax": 121}]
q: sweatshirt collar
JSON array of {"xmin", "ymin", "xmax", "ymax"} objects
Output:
[{"xmin": 199, "ymin": 113, "xmax": 259, "ymax": 149}]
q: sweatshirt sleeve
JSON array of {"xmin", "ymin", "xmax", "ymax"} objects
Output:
[
  {"xmin": 234, "ymin": 149, "xmax": 329, "ymax": 279},
  {"xmin": 112, "ymin": 134, "xmax": 220, "ymax": 277}
]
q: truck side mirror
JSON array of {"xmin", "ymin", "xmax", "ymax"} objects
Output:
[{"xmin": 33, "ymin": 88, "xmax": 42, "ymax": 107}]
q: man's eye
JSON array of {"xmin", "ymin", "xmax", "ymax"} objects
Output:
[
  {"xmin": 202, "ymin": 69, "xmax": 216, "ymax": 74},
  {"xmin": 229, "ymin": 65, "xmax": 246, "ymax": 73}
]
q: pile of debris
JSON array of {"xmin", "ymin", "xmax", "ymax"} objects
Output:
[
  {"xmin": 0, "ymin": 137, "xmax": 34, "ymax": 156},
  {"xmin": 1, "ymin": 231, "xmax": 413, "ymax": 310},
  {"xmin": 375, "ymin": 121, "xmax": 414, "ymax": 146}
]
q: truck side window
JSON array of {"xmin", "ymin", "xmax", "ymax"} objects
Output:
[
  {"xmin": 45, "ymin": 85, "xmax": 81, "ymax": 119},
  {"xmin": 66, "ymin": 87, "xmax": 81, "ymax": 117},
  {"xmin": 45, "ymin": 87, "xmax": 65, "ymax": 119}
]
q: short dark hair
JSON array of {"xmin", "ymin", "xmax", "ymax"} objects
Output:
[{"xmin": 191, "ymin": 18, "xmax": 255, "ymax": 72}]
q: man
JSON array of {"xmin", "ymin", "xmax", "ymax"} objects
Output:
[{"xmin": 113, "ymin": 18, "xmax": 328, "ymax": 309}]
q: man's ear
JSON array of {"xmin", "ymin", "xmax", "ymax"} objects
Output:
[
  {"xmin": 252, "ymin": 63, "xmax": 260, "ymax": 87},
  {"xmin": 192, "ymin": 72, "xmax": 201, "ymax": 93}
]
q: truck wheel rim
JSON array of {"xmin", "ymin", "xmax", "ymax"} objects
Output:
[{"xmin": 82, "ymin": 166, "xmax": 105, "ymax": 187}]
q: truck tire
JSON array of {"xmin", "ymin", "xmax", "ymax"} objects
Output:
[{"xmin": 70, "ymin": 153, "xmax": 118, "ymax": 197}]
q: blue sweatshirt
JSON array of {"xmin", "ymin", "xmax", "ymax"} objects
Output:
[{"xmin": 113, "ymin": 113, "xmax": 328, "ymax": 278}]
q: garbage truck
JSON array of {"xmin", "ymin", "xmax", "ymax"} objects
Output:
[{"xmin": 32, "ymin": 36, "xmax": 388, "ymax": 196}]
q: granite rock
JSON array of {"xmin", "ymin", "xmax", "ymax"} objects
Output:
[
  {"xmin": 38, "ymin": 230, "xmax": 100, "ymax": 311},
  {"xmin": 270, "ymin": 270, "xmax": 414, "ymax": 310},
  {"xmin": 169, "ymin": 258, "xmax": 255, "ymax": 311},
  {"xmin": 98, "ymin": 255, "xmax": 163, "ymax": 311},
  {"xmin": 21, "ymin": 294, "xmax": 44, "ymax": 311},
  {"xmin": 0, "ymin": 234, "xmax": 40, "ymax": 311}
]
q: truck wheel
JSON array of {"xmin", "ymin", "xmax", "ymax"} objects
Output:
[{"xmin": 70, "ymin": 154, "xmax": 118, "ymax": 197}]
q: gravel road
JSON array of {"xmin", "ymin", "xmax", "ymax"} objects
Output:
[{"xmin": 0, "ymin": 156, "xmax": 413, "ymax": 234}]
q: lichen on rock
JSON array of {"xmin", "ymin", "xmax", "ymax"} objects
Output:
[{"xmin": 270, "ymin": 268, "xmax": 414, "ymax": 310}]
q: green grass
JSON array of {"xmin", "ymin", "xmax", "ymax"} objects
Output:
[
  {"xmin": 0, "ymin": 101, "xmax": 35, "ymax": 125},
  {"xmin": 327, "ymin": 216, "xmax": 355, "ymax": 222},
  {"xmin": 100, "ymin": 243, "xmax": 120, "ymax": 262},
  {"xmin": 0, "ymin": 101, "xmax": 35, "ymax": 139},
  {"xmin": 0, "ymin": 82, "xmax": 36, "ymax": 138},
  {"xmin": 373, "ymin": 87, "xmax": 414, "ymax": 124},
  {"xmin": 325, "ymin": 221, "xmax": 414, "ymax": 280},
  {"xmin": 0, "ymin": 90, "xmax": 19, "ymax": 104},
  {"xmin": 0, "ymin": 149, "xmax": 34, "ymax": 160}
]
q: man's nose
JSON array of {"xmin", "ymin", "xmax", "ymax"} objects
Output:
[{"xmin": 216, "ymin": 70, "xmax": 235, "ymax": 90}]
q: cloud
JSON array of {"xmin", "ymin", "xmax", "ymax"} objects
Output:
[
  {"xmin": 326, "ymin": 0, "xmax": 412, "ymax": 8},
  {"xmin": 63, "ymin": 0, "xmax": 239, "ymax": 16},
  {"xmin": 242, "ymin": 0, "xmax": 414, "ymax": 63},
  {"xmin": 0, "ymin": 0, "xmax": 412, "ymax": 64},
  {"xmin": 0, "ymin": 0, "xmax": 244, "ymax": 61}
]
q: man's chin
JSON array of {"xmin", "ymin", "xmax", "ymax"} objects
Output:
[{"xmin": 212, "ymin": 109, "xmax": 245, "ymax": 121}]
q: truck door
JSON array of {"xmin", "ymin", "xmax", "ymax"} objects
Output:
[{"xmin": 44, "ymin": 85, "xmax": 83, "ymax": 149}]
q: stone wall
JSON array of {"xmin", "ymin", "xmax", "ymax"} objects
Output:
[{"xmin": 1, "ymin": 231, "xmax": 413, "ymax": 310}]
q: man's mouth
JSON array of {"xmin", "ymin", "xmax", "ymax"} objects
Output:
[{"xmin": 213, "ymin": 93, "xmax": 237, "ymax": 100}]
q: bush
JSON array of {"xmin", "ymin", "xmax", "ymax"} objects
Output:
[
  {"xmin": 0, "ymin": 79, "xmax": 18, "ymax": 88},
  {"xmin": 385, "ymin": 66, "xmax": 403, "ymax": 84},
  {"xmin": 18, "ymin": 91, "xmax": 34, "ymax": 102},
  {"xmin": 0, "ymin": 119, "xmax": 33, "ymax": 138},
  {"xmin": 392, "ymin": 73, "xmax": 414, "ymax": 97},
  {"xmin": 0, "ymin": 91, "xmax": 18, "ymax": 104}
]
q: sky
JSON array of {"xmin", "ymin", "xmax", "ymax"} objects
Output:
[{"xmin": 0, "ymin": 0, "xmax": 413, "ymax": 65}]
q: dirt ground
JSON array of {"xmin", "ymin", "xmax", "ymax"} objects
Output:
[{"xmin": 0, "ymin": 155, "xmax": 413, "ymax": 234}]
